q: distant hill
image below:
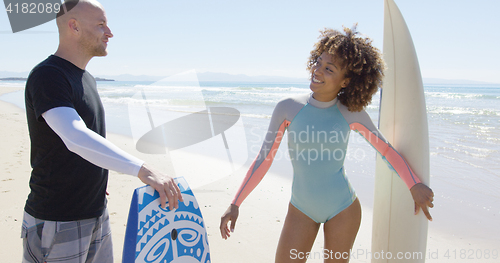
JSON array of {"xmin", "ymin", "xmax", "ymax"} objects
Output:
[
  {"xmin": 0, "ymin": 77, "xmax": 27, "ymax": 81},
  {"xmin": 95, "ymin": 77, "xmax": 114, "ymax": 81},
  {"xmin": 0, "ymin": 73, "xmax": 113, "ymax": 82}
]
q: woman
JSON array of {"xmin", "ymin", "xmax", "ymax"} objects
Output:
[{"xmin": 220, "ymin": 26, "xmax": 434, "ymax": 262}]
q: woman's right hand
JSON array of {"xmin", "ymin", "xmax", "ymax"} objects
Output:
[{"xmin": 220, "ymin": 204, "xmax": 239, "ymax": 239}]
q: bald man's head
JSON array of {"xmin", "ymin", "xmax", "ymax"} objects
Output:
[
  {"xmin": 55, "ymin": 0, "xmax": 112, "ymax": 58},
  {"xmin": 56, "ymin": 0, "xmax": 103, "ymax": 34}
]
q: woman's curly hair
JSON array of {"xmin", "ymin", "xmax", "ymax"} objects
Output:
[{"xmin": 307, "ymin": 25, "xmax": 385, "ymax": 112}]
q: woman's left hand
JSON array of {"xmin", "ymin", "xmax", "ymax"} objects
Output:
[{"xmin": 410, "ymin": 183, "xmax": 434, "ymax": 221}]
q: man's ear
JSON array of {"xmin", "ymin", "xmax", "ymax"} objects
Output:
[{"xmin": 69, "ymin": 19, "xmax": 79, "ymax": 34}]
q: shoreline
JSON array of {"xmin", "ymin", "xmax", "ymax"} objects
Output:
[{"xmin": 1, "ymin": 87, "xmax": 499, "ymax": 262}]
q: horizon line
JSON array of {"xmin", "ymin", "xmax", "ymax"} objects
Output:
[{"xmin": 1, "ymin": 71, "xmax": 499, "ymax": 85}]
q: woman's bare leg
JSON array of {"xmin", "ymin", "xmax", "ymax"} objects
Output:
[
  {"xmin": 323, "ymin": 198, "xmax": 362, "ymax": 262},
  {"xmin": 275, "ymin": 203, "xmax": 321, "ymax": 263}
]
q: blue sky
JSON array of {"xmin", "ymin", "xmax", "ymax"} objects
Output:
[{"xmin": 1, "ymin": 0, "xmax": 499, "ymax": 83}]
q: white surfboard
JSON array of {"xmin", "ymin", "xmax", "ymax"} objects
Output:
[{"xmin": 371, "ymin": 0, "xmax": 430, "ymax": 262}]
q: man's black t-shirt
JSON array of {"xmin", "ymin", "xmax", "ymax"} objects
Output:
[{"xmin": 25, "ymin": 55, "xmax": 108, "ymax": 221}]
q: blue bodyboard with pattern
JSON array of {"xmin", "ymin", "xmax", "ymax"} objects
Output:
[{"xmin": 122, "ymin": 177, "xmax": 211, "ymax": 263}]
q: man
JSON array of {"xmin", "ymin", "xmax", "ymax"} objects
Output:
[{"xmin": 22, "ymin": 0, "xmax": 182, "ymax": 262}]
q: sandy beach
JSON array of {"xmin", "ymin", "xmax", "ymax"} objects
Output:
[
  {"xmin": 0, "ymin": 86, "xmax": 299, "ymax": 262},
  {"xmin": 1, "ymin": 86, "xmax": 499, "ymax": 262}
]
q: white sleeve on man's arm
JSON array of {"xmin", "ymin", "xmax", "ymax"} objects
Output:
[{"xmin": 42, "ymin": 107, "xmax": 144, "ymax": 176}]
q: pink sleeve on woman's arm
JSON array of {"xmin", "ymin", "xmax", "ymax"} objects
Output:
[
  {"xmin": 349, "ymin": 122, "xmax": 421, "ymax": 189},
  {"xmin": 337, "ymin": 102, "xmax": 421, "ymax": 190},
  {"xmin": 231, "ymin": 120, "xmax": 290, "ymax": 206}
]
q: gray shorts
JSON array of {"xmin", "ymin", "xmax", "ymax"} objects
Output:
[{"xmin": 21, "ymin": 208, "xmax": 113, "ymax": 263}]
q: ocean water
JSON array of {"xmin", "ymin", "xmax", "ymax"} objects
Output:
[
  {"xmin": 1, "ymin": 79, "xmax": 499, "ymax": 244},
  {"xmin": 88, "ymin": 81, "xmax": 500, "ymax": 193}
]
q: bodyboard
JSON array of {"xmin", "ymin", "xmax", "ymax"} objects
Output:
[{"xmin": 123, "ymin": 177, "xmax": 211, "ymax": 263}]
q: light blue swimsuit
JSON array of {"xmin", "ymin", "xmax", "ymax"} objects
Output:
[
  {"xmin": 232, "ymin": 93, "xmax": 420, "ymax": 223},
  {"xmin": 287, "ymin": 98, "xmax": 355, "ymax": 222}
]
